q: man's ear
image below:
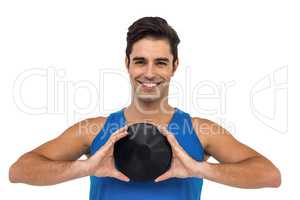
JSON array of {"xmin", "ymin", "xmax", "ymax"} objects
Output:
[
  {"xmin": 171, "ymin": 59, "xmax": 179, "ymax": 76},
  {"xmin": 125, "ymin": 56, "xmax": 129, "ymax": 71}
]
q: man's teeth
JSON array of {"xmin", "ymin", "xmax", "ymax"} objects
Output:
[{"xmin": 143, "ymin": 83, "xmax": 157, "ymax": 87}]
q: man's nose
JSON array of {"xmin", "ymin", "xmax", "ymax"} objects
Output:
[{"xmin": 144, "ymin": 64, "xmax": 155, "ymax": 79}]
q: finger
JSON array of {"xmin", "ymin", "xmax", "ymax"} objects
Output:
[
  {"xmin": 157, "ymin": 125, "xmax": 177, "ymax": 142},
  {"xmin": 101, "ymin": 132, "xmax": 128, "ymax": 154},
  {"xmin": 111, "ymin": 125, "xmax": 128, "ymax": 136},
  {"xmin": 157, "ymin": 126, "xmax": 191, "ymax": 161},
  {"xmin": 157, "ymin": 124, "xmax": 170, "ymax": 136},
  {"xmin": 157, "ymin": 125, "xmax": 181, "ymax": 150},
  {"xmin": 112, "ymin": 170, "xmax": 130, "ymax": 182},
  {"xmin": 94, "ymin": 126, "xmax": 128, "ymax": 158},
  {"xmin": 154, "ymin": 170, "xmax": 173, "ymax": 182},
  {"xmin": 109, "ymin": 128, "xmax": 129, "ymax": 144},
  {"xmin": 99, "ymin": 129, "xmax": 128, "ymax": 155}
]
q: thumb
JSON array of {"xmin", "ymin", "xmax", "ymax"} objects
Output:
[
  {"xmin": 154, "ymin": 170, "xmax": 173, "ymax": 183},
  {"xmin": 112, "ymin": 170, "xmax": 130, "ymax": 182}
]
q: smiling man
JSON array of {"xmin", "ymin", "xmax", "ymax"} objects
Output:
[{"xmin": 9, "ymin": 17, "xmax": 281, "ymax": 200}]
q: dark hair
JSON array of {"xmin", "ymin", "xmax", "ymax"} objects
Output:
[{"xmin": 126, "ymin": 16, "xmax": 180, "ymax": 66}]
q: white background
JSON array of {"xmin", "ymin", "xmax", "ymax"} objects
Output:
[{"xmin": 1, "ymin": 0, "xmax": 299, "ymax": 199}]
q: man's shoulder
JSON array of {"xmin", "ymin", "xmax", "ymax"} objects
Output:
[
  {"xmin": 79, "ymin": 116, "xmax": 108, "ymax": 130},
  {"xmin": 80, "ymin": 116, "xmax": 108, "ymax": 147},
  {"xmin": 85, "ymin": 116, "xmax": 107, "ymax": 124},
  {"xmin": 191, "ymin": 116, "xmax": 215, "ymax": 132},
  {"xmin": 190, "ymin": 116, "xmax": 219, "ymax": 150},
  {"xmin": 191, "ymin": 116, "xmax": 229, "ymax": 135}
]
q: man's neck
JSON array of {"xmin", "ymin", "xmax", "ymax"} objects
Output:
[
  {"xmin": 124, "ymin": 99, "xmax": 175, "ymax": 124},
  {"xmin": 128, "ymin": 96, "xmax": 173, "ymax": 113}
]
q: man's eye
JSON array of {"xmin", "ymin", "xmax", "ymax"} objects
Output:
[
  {"xmin": 135, "ymin": 61, "xmax": 144, "ymax": 64},
  {"xmin": 157, "ymin": 62, "xmax": 167, "ymax": 65}
]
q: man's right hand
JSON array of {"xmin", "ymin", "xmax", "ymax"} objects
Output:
[{"xmin": 84, "ymin": 125, "xmax": 130, "ymax": 182}]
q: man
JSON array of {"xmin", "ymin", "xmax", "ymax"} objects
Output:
[{"xmin": 9, "ymin": 17, "xmax": 281, "ymax": 200}]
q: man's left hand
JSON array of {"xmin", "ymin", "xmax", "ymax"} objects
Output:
[{"xmin": 155, "ymin": 125, "xmax": 205, "ymax": 182}]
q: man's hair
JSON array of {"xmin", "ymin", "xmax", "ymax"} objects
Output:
[{"xmin": 126, "ymin": 16, "xmax": 180, "ymax": 66}]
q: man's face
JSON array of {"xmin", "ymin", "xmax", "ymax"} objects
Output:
[{"xmin": 125, "ymin": 37, "xmax": 178, "ymax": 103}]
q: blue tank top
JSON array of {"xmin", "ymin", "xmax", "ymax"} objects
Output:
[{"xmin": 89, "ymin": 107, "xmax": 205, "ymax": 200}]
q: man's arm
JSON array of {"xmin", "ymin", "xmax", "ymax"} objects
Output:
[
  {"xmin": 9, "ymin": 152, "xmax": 89, "ymax": 186},
  {"xmin": 192, "ymin": 117, "xmax": 281, "ymax": 188},
  {"xmin": 9, "ymin": 117, "xmax": 106, "ymax": 186}
]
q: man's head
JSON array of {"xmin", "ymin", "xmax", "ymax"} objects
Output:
[{"xmin": 125, "ymin": 17, "xmax": 180, "ymax": 103}]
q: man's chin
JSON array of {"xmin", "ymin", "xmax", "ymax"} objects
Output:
[{"xmin": 136, "ymin": 94, "xmax": 161, "ymax": 103}]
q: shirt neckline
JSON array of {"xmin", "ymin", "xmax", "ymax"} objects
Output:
[{"xmin": 121, "ymin": 107, "xmax": 178, "ymax": 130}]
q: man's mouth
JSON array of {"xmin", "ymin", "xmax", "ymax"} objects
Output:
[{"xmin": 136, "ymin": 80, "xmax": 162, "ymax": 90}]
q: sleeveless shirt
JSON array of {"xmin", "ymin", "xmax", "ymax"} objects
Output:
[{"xmin": 89, "ymin": 107, "xmax": 205, "ymax": 200}]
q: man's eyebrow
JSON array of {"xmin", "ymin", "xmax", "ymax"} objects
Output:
[
  {"xmin": 155, "ymin": 57, "xmax": 170, "ymax": 62},
  {"xmin": 132, "ymin": 57, "xmax": 170, "ymax": 62},
  {"xmin": 132, "ymin": 57, "xmax": 146, "ymax": 61}
]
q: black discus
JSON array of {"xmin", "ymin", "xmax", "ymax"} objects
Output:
[{"xmin": 113, "ymin": 123, "xmax": 172, "ymax": 182}]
